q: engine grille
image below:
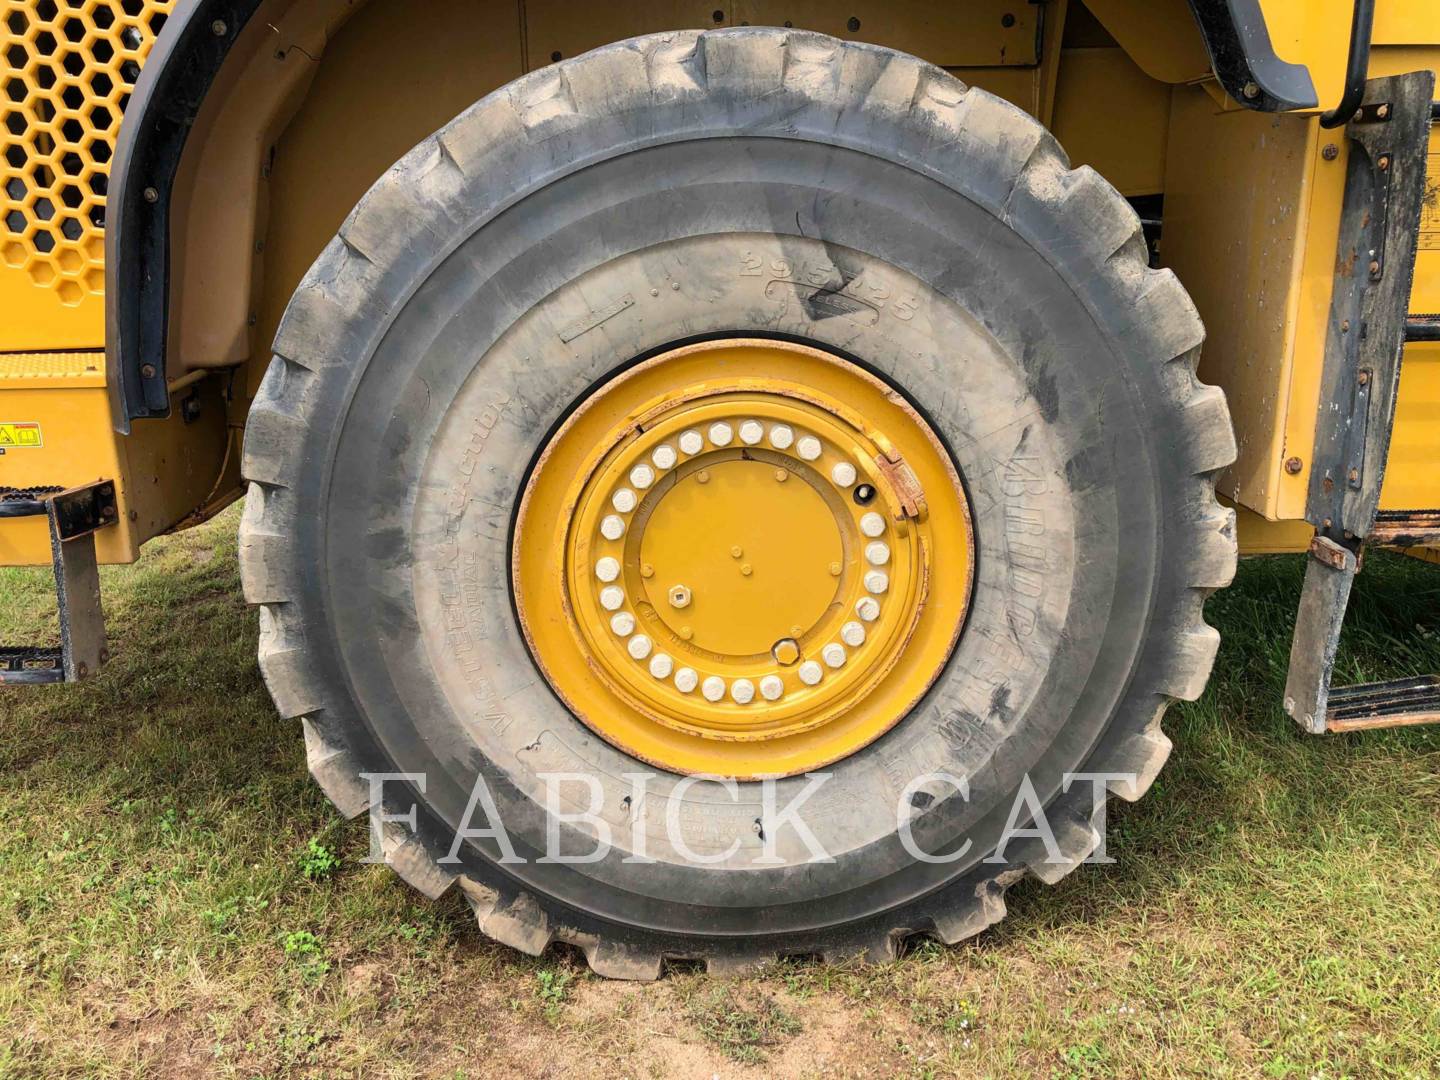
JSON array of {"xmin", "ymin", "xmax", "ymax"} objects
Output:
[{"xmin": 1, "ymin": 0, "xmax": 173, "ymax": 304}]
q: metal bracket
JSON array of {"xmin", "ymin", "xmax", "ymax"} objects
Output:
[
  {"xmin": 1305, "ymin": 71, "xmax": 1435, "ymax": 544},
  {"xmin": 0, "ymin": 480, "xmax": 117, "ymax": 685},
  {"xmin": 1283, "ymin": 538, "xmax": 1358, "ymax": 734}
]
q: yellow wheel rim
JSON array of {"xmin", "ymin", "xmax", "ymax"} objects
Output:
[{"xmin": 513, "ymin": 339, "xmax": 973, "ymax": 778}]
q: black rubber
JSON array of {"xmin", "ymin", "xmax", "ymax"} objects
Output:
[{"xmin": 239, "ymin": 28, "xmax": 1238, "ymax": 979}]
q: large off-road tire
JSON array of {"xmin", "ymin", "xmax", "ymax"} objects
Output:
[{"xmin": 239, "ymin": 28, "xmax": 1237, "ymax": 978}]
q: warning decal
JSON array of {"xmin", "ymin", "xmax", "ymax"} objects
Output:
[
  {"xmin": 0, "ymin": 422, "xmax": 43, "ymax": 449},
  {"xmin": 1421, "ymin": 148, "xmax": 1440, "ymax": 252}
]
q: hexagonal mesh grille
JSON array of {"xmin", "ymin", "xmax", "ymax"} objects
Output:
[{"xmin": 2, "ymin": 0, "xmax": 173, "ymax": 305}]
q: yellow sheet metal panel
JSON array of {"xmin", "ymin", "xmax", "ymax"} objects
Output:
[
  {"xmin": 0, "ymin": 351, "xmax": 132, "ymax": 564},
  {"xmin": 0, "ymin": 349, "xmax": 230, "ymax": 565},
  {"xmin": 1230, "ymin": 499, "xmax": 1313, "ymax": 555},
  {"xmin": 525, "ymin": 1, "xmax": 1040, "ymax": 70},
  {"xmin": 0, "ymin": 0, "xmax": 174, "ymax": 351},
  {"xmin": 1051, "ymin": 47, "xmax": 1170, "ymax": 196},
  {"xmin": 1379, "ymin": 346, "xmax": 1440, "ymax": 511},
  {"xmin": 1260, "ymin": 1, "xmax": 1440, "ymax": 113},
  {"xmin": 252, "ymin": 0, "xmax": 524, "ymax": 402},
  {"xmin": 1081, "ymin": 0, "xmax": 1210, "ymax": 85},
  {"xmin": 1163, "ymin": 85, "xmax": 1324, "ymax": 519}
]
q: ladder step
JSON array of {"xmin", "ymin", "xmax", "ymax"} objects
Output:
[
  {"xmin": 0, "ymin": 646, "xmax": 65, "ymax": 685},
  {"xmin": 1325, "ymin": 674, "xmax": 1440, "ymax": 731}
]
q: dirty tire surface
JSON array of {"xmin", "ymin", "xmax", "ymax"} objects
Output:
[{"xmin": 238, "ymin": 27, "xmax": 1238, "ymax": 978}]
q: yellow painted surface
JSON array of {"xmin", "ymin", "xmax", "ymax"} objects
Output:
[
  {"xmin": 0, "ymin": 354, "xmax": 131, "ymax": 563},
  {"xmin": 1231, "ymin": 499, "xmax": 1314, "ymax": 555},
  {"xmin": 0, "ymin": 351, "xmax": 231, "ymax": 565},
  {"xmin": 1081, "ymin": 0, "xmax": 1210, "ymax": 85},
  {"xmin": 1166, "ymin": 34, "xmax": 1440, "ymax": 524},
  {"xmin": 1052, "ymin": 47, "xmax": 1171, "ymax": 196},
  {"xmin": 1381, "ymin": 345, "xmax": 1440, "ymax": 511},
  {"xmin": 0, "ymin": 0, "xmax": 174, "ymax": 351},
  {"xmin": 1163, "ymin": 87, "xmax": 1321, "ymax": 518},
  {"xmin": 1261, "ymin": 1, "xmax": 1440, "ymax": 114},
  {"xmin": 513, "ymin": 340, "xmax": 972, "ymax": 779},
  {"xmin": 252, "ymin": 0, "xmax": 525, "ymax": 401}
]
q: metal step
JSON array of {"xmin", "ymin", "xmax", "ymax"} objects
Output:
[
  {"xmin": 1326, "ymin": 675, "xmax": 1440, "ymax": 732},
  {"xmin": 0, "ymin": 481, "xmax": 115, "ymax": 685},
  {"xmin": 1371, "ymin": 509, "xmax": 1440, "ymax": 547},
  {"xmin": 0, "ymin": 646, "xmax": 64, "ymax": 685}
]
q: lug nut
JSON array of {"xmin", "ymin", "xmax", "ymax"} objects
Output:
[
  {"xmin": 668, "ymin": 584, "xmax": 692, "ymax": 609},
  {"xmin": 772, "ymin": 638, "xmax": 800, "ymax": 665}
]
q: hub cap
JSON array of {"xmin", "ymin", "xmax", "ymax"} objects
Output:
[{"xmin": 513, "ymin": 339, "xmax": 973, "ymax": 778}]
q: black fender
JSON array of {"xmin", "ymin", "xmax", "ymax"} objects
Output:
[
  {"xmin": 105, "ymin": 0, "xmax": 263, "ymax": 430},
  {"xmin": 1184, "ymin": 0, "xmax": 1318, "ymax": 114}
]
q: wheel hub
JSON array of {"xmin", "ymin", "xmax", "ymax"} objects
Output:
[{"xmin": 513, "ymin": 339, "xmax": 973, "ymax": 777}]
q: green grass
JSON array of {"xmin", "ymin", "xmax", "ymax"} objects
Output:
[{"xmin": 1, "ymin": 504, "xmax": 1438, "ymax": 1077}]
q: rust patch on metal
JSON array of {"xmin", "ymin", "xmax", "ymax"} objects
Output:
[{"xmin": 1326, "ymin": 710, "xmax": 1440, "ymax": 733}]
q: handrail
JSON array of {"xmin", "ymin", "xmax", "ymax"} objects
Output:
[{"xmin": 1320, "ymin": 0, "xmax": 1376, "ymax": 128}]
